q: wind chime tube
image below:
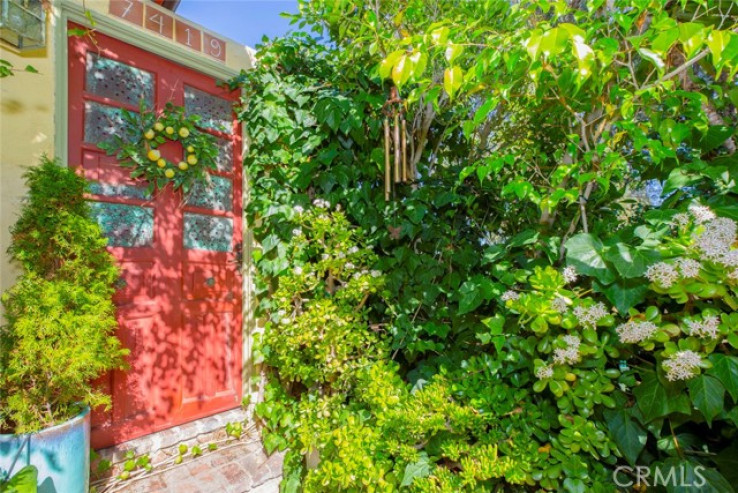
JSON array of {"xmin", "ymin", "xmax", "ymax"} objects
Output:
[
  {"xmin": 384, "ymin": 117, "xmax": 391, "ymax": 201},
  {"xmin": 393, "ymin": 113, "xmax": 401, "ymax": 183},
  {"xmin": 401, "ymin": 117, "xmax": 408, "ymax": 182}
]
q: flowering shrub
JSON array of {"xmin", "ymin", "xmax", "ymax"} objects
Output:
[
  {"xmin": 236, "ymin": 1, "xmax": 738, "ymax": 488},
  {"xmin": 498, "ymin": 204, "xmax": 738, "ymax": 487}
]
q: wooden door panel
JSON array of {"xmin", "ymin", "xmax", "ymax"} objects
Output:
[
  {"xmin": 179, "ymin": 310, "xmax": 239, "ymax": 412},
  {"xmin": 183, "ymin": 262, "xmax": 234, "ymax": 301},
  {"xmin": 69, "ymin": 23, "xmax": 243, "ymax": 448},
  {"xmin": 113, "ymin": 260, "xmax": 155, "ymax": 305}
]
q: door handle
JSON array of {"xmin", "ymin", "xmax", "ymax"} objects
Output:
[{"xmin": 233, "ymin": 242, "xmax": 243, "ymax": 265}]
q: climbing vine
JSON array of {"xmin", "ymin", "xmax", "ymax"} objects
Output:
[{"xmin": 233, "ymin": 0, "xmax": 738, "ymax": 490}]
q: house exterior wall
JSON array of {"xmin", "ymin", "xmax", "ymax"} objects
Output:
[
  {"xmin": 0, "ymin": 0, "xmax": 254, "ymax": 303},
  {"xmin": 1, "ymin": 0, "xmax": 261, "ymax": 417}
]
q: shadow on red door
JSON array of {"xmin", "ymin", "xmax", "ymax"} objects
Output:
[{"xmin": 67, "ymin": 23, "xmax": 243, "ymax": 449}]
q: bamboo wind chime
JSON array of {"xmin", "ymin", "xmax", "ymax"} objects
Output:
[{"xmin": 383, "ymin": 86, "xmax": 411, "ymax": 201}]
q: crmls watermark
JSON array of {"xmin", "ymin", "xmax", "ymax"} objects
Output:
[{"xmin": 613, "ymin": 465, "xmax": 706, "ymax": 488}]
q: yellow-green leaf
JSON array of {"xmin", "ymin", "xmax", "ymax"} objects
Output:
[
  {"xmin": 445, "ymin": 44, "xmax": 464, "ymax": 63},
  {"xmin": 430, "ymin": 26, "xmax": 449, "ymax": 45},
  {"xmin": 678, "ymin": 22, "xmax": 706, "ymax": 59},
  {"xmin": 444, "ymin": 66, "xmax": 463, "ymax": 99},
  {"xmin": 379, "ymin": 51, "xmax": 403, "ymax": 80}
]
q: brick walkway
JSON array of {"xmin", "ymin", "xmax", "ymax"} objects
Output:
[{"xmin": 102, "ymin": 440, "xmax": 283, "ymax": 493}]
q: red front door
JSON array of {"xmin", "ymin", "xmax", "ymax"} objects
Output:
[{"xmin": 67, "ymin": 24, "xmax": 243, "ymax": 448}]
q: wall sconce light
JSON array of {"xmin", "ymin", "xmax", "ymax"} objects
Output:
[{"xmin": 0, "ymin": 0, "xmax": 46, "ymax": 51}]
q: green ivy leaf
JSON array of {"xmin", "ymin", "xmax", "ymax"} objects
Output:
[
  {"xmin": 565, "ymin": 234, "xmax": 615, "ymax": 284},
  {"xmin": 597, "ymin": 279, "xmax": 649, "ymax": 314},
  {"xmin": 603, "ymin": 244, "xmax": 657, "ymax": 278},
  {"xmin": 687, "ymin": 375, "xmax": 725, "ymax": 426},
  {"xmin": 401, "ymin": 453, "xmax": 431, "ymax": 487},
  {"xmin": 634, "ymin": 370, "xmax": 690, "ymax": 422},
  {"xmin": 457, "ymin": 276, "xmax": 499, "ymax": 315},
  {"xmin": 714, "ymin": 441, "xmax": 738, "ymax": 484},
  {"xmin": 707, "ymin": 354, "xmax": 738, "ymax": 401},
  {"xmin": 603, "ymin": 408, "xmax": 647, "ymax": 465}
]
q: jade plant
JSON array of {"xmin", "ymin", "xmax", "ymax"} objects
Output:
[{"xmin": 0, "ymin": 158, "xmax": 128, "ymax": 434}]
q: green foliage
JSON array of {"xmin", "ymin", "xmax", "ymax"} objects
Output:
[
  {"xmin": 0, "ymin": 465, "xmax": 37, "ymax": 493},
  {"xmin": 0, "ymin": 59, "xmax": 37, "ymax": 78},
  {"xmin": 235, "ymin": 0, "xmax": 738, "ymax": 490},
  {"xmin": 97, "ymin": 101, "xmax": 219, "ymax": 194},
  {"xmin": 0, "ymin": 158, "xmax": 127, "ymax": 433}
]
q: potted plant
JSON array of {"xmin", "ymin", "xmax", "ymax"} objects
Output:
[{"xmin": 0, "ymin": 158, "xmax": 127, "ymax": 493}]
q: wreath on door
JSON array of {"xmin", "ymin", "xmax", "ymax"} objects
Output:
[{"xmin": 98, "ymin": 101, "xmax": 220, "ymax": 194}]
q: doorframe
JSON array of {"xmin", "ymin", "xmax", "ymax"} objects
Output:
[{"xmin": 53, "ymin": 0, "xmax": 258, "ymax": 408}]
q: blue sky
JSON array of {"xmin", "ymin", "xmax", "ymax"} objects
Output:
[{"xmin": 176, "ymin": 0, "xmax": 299, "ymax": 48}]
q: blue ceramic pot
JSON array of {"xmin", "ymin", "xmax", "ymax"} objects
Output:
[{"xmin": 0, "ymin": 407, "xmax": 90, "ymax": 493}]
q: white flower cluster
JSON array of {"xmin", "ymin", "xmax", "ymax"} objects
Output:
[
  {"xmin": 689, "ymin": 204, "xmax": 716, "ymax": 224},
  {"xmin": 293, "ymin": 205, "xmax": 304, "ymax": 214},
  {"xmin": 573, "ymin": 302, "xmax": 608, "ymax": 328},
  {"xmin": 616, "ymin": 320, "xmax": 658, "ymax": 344},
  {"xmin": 351, "ymin": 269, "xmax": 382, "ymax": 280},
  {"xmin": 292, "ymin": 228, "xmax": 303, "ymax": 237},
  {"xmin": 562, "ymin": 266, "xmax": 578, "ymax": 284},
  {"xmin": 553, "ymin": 335, "xmax": 581, "ymax": 365},
  {"xmin": 551, "ymin": 296, "xmax": 569, "ymax": 313},
  {"xmin": 348, "ymin": 246, "xmax": 359, "ymax": 255},
  {"xmin": 672, "ymin": 213, "xmax": 690, "ymax": 227},
  {"xmin": 501, "ymin": 290, "xmax": 519, "ymax": 302},
  {"xmin": 312, "ymin": 198, "xmax": 331, "ymax": 209},
  {"xmin": 293, "ymin": 266, "xmax": 303, "ymax": 275},
  {"xmin": 645, "ymin": 262, "xmax": 679, "ymax": 288},
  {"xmin": 686, "ymin": 315, "xmax": 720, "ymax": 339},
  {"xmin": 535, "ymin": 365, "xmax": 554, "ymax": 380},
  {"xmin": 722, "ymin": 250, "xmax": 738, "ymax": 267},
  {"xmin": 694, "ymin": 216, "xmax": 737, "ymax": 264},
  {"xmin": 676, "ymin": 257, "xmax": 701, "ymax": 278},
  {"xmin": 663, "ymin": 350, "xmax": 702, "ymax": 381}
]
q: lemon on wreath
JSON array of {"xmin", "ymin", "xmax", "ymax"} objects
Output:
[
  {"xmin": 157, "ymin": 158, "xmax": 167, "ymax": 168},
  {"xmin": 186, "ymin": 145, "xmax": 195, "ymax": 153},
  {"xmin": 154, "ymin": 122, "xmax": 164, "ymax": 131},
  {"xmin": 178, "ymin": 161, "xmax": 189, "ymax": 171},
  {"xmin": 187, "ymin": 154, "xmax": 198, "ymax": 165},
  {"xmin": 147, "ymin": 149, "xmax": 161, "ymax": 161},
  {"xmin": 165, "ymin": 126, "xmax": 175, "ymax": 135},
  {"xmin": 144, "ymin": 129, "xmax": 155, "ymax": 140},
  {"xmin": 164, "ymin": 169, "xmax": 175, "ymax": 179},
  {"xmin": 179, "ymin": 128, "xmax": 190, "ymax": 138}
]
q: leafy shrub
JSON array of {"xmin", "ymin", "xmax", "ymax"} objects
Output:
[
  {"xmin": 237, "ymin": 0, "xmax": 738, "ymax": 489},
  {"xmin": 0, "ymin": 158, "xmax": 128, "ymax": 433}
]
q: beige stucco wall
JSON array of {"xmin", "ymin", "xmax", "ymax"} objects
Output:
[
  {"xmin": 0, "ymin": 24, "xmax": 56, "ymax": 298},
  {"xmin": 0, "ymin": 0, "xmax": 254, "ymax": 312}
]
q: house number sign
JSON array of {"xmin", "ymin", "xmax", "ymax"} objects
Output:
[{"xmin": 109, "ymin": 0, "xmax": 227, "ymax": 62}]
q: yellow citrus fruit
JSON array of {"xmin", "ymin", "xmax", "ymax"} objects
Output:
[
  {"xmin": 154, "ymin": 122, "xmax": 164, "ymax": 131},
  {"xmin": 164, "ymin": 169, "xmax": 175, "ymax": 179},
  {"xmin": 144, "ymin": 129, "xmax": 155, "ymax": 140},
  {"xmin": 157, "ymin": 159, "xmax": 166, "ymax": 168},
  {"xmin": 186, "ymin": 146, "xmax": 195, "ymax": 153},
  {"xmin": 147, "ymin": 149, "xmax": 161, "ymax": 161},
  {"xmin": 165, "ymin": 126, "xmax": 175, "ymax": 135},
  {"xmin": 178, "ymin": 127, "xmax": 190, "ymax": 138},
  {"xmin": 178, "ymin": 161, "xmax": 189, "ymax": 171},
  {"xmin": 187, "ymin": 155, "xmax": 198, "ymax": 165}
]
